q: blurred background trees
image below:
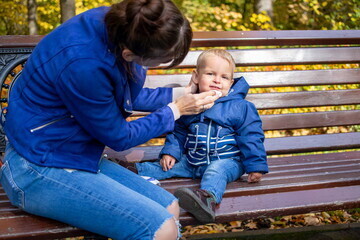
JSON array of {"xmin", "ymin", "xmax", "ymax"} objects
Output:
[{"xmin": 0, "ymin": 0, "xmax": 359, "ymax": 35}]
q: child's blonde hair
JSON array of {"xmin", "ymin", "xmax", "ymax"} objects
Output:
[{"xmin": 196, "ymin": 49, "xmax": 236, "ymax": 77}]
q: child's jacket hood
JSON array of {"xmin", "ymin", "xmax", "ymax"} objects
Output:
[{"xmin": 216, "ymin": 76, "xmax": 250, "ymax": 102}]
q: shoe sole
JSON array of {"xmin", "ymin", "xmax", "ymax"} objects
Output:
[{"xmin": 174, "ymin": 188, "xmax": 215, "ymax": 223}]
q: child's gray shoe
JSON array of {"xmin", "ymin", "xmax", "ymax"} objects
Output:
[{"xmin": 174, "ymin": 187, "xmax": 216, "ymax": 223}]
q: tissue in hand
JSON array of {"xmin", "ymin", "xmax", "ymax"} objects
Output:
[
  {"xmin": 212, "ymin": 90, "xmax": 223, "ymax": 98},
  {"xmin": 205, "ymin": 90, "xmax": 222, "ymax": 100}
]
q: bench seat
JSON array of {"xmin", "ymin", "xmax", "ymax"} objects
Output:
[{"xmin": 1, "ymin": 151, "xmax": 359, "ymax": 238}]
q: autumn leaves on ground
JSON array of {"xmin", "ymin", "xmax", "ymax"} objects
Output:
[
  {"xmin": 63, "ymin": 209, "xmax": 360, "ymax": 239},
  {"xmin": 181, "ymin": 209, "xmax": 360, "ymax": 238}
]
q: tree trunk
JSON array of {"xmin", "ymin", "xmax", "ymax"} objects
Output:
[
  {"xmin": 60, "ymin": 0, "xmax": 76, "ymax": 23},
  {"xmin": 255, "ymin": 0, "xmax": 274, "ymax": 19},
  {"xmin": 27, "ymin": 0, "xmax": 38, "ymax": 35}
]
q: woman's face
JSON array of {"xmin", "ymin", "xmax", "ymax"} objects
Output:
[
  {"xmin": 122, "ymin": 48, "xmax": 173, "ymax": 67},
  {"xmin": 133, "ymin": 56, "xmax": 174, "ymax": 68}
]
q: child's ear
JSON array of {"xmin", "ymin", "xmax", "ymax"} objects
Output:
[{"xmin": 191, "ymin": 70, "xmax": 199, "ymax": 84}]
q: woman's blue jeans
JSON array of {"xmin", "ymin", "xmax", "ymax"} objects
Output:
[
  {"xmin": 137, "ymin": 156, "xmax": 245, "ymax": 203},
  {"xmin": 0, "ymin": 143, "xmax": 177, "ymax": 240}
]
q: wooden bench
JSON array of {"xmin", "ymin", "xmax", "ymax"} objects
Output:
[{"xmin": 1, "ymin": 30, "xmax": 360, "ymax": 239}]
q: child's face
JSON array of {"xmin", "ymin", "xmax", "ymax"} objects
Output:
[{"xmin": 192, "ymin": 55, "xmax": 234, "ymax": 97}]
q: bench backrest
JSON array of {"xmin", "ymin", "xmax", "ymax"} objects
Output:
[
  {"xmin": 0, "ymin": 30, "xmax": 359, "ymax": 157},
  {"xmin": 145, "ymin": 30, "xmax": 360, "ymax": 157}
]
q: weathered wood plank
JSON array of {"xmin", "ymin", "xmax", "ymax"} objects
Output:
[
  {"xmin": 172, "ymin": 47, "xmax": 360, "ymax": 68},
  {"xmin": 191, "ymin": 30, "xmax": 360, "ymax": 47},
  {"xmin": 2, "ymin": 30, "xmax": 360, "ymax": 48},
  {"xmin": 194, "ymin": 185, "xmax": 360, "ymax": 225},
  {"xmin": 265, "ymin": 132, "xmax": 360, "ymax": 155},
  {"xmin": 144, "ymin": 68, "xmax": 360, "ymax": 88},
  {"xmin": 248, "ymin": 89, "xmax": 360, "ymax": 109},
  {"xmin": 261, "ymin": 110, "xmax": 360, "ymax": 130},
  {"xmin": 104, "ymin": 133, "xmax": 360, "ymax": 162},
  {"xmin": 0, "ymin": 212, "xmax": 90, "ymax": 240}
]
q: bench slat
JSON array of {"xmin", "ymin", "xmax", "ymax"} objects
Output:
[
  {"xmin": 266, "ymin": 132, "xmax": 360, "ymax": 154},
  {"xmin": 103, "ymin": 133, "xmax": 360, "ymax": 162},
  {"xmin": 248, "ymin": 89, "xmax": 360, "ymax": 109},
  {"xmin": 145, "ymin": 68, "xmax": 360, "ymax": 88},
  {"xmin": 191, "ymin": 30, "xmax": 360, "ymax": 47},
  {"xmin": 173, "ymin": 47, "xmax": 360, "ymax": 68},
  {"xmin": 261, "ymin": 110, "xmax": 360, "ymax": 130},
  {"xmin": 2, "ymin": 31, "xmax": 360, "ymax": 48},
  {"xmin": 131, "ymin": 89, "xmax": 360, "ymax": 117},
  {"xmin": 180, "ymin": 185, "xmax": 360, "ymax": 225},
  {"xmin": 163, "ymin": 171, "xmax": 360, "ymax": 194},
  {"xmin": 0, "ymin": 212, "xmax": 90, "ymax": 240}
]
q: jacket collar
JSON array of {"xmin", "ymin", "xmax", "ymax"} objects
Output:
[{"xmin": 215, "ymin": 76, "xmax": 249, "ymax": 104}]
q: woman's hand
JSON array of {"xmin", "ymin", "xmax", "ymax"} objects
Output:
[
  {"xmin": 247, "ymin": 172, "xmax": 263, "ymax": 183},
  {"xmin": 160, "ymin": 154, "xmax": 176, "ymax": 171},
  {"xmin": 174, "ymin": 91, "xmax": 220, "ymax": 116}
]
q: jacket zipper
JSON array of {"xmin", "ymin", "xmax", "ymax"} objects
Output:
[
  {"xmin": 206, "ymin": 120, "xmax": 212, "ymax": 164},
  {"xmin": 30, "ymin": 115, "xmax": 73, "ymax": 133}
]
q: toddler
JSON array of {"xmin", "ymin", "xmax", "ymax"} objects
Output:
[{"xmin": 134, "ymin": 49, "xmax": 268, "ymax": 223}]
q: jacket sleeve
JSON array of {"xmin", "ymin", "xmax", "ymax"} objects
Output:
[
  {"xmin": 234, "ymin": 101, "xmax": 268, "ymax": 174},
  {"xmin": 132, "ymin": 87, "xmax": 173, "ymax": 112},
  {"xmin": 55, "ymin": 59, "xmax": 175, "ymax": 151},
  {"xmin": 159, "ymin": 118, "xmax": 188, "ymax": 161}
]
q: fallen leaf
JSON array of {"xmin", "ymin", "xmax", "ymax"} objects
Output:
[
  {"xmin": 231, "ymin": 228, "xmax": 244, "ymax": 232},
  {"xmin": 281, "ymin": 216, "xmax": 292, "ymax": 221},
  {"xmin": 304, "ymin": 216, "xmax": 320, "ymax": 226},
  {"xmin": 343, "ymin": 211, "xmax": 352, "ymax": 220},
  {"xmin": 272, "ymin": 220, "xmax": 287, "ymax": 227},
  {"xmin": 229, "ymin": 221, "xmax": 242, "ymax": 227},
  {"xmin": 331, "ymin": 215, "xmax": 343, "ymax": 224},
  {"xmin": 245, "ymin": 221, "xmax": 258, "ymax": 230},
  {"xmin": 322, "ymin": 212, "xmax": 331, "ymax": 219}
]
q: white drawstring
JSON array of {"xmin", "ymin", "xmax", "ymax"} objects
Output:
[
  {"xmin": 191, "ymin": 125, "xmax": 199, "ymax": 153},
  {"xmin": 214, "ymin": 126, "xmax": 222, "ymax": 161}
]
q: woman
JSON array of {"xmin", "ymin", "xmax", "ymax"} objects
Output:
[{"xmin": 0, "ymin": 0, "xmax": 218, "ymax": 239}]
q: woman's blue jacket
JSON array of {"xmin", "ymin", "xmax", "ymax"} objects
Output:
[
  {"xmin": 4, "ymin": 7, "xmax": 175, "ymax": 173},
  {"xmin": 160, "ymin": 77, "xmax": 268, "ymax": 174}
]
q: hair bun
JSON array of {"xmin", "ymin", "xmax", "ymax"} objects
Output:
[
  {"xmin": 128, "ymin": 0, "xmax": 164, "ymax": 21},
  {"xmin": 127, "ymin": 0, "xmax": 165, "ymax": 35},
  {"xmin": 105, "ymin": 0, "xmax": 192, "ymax": 68}
]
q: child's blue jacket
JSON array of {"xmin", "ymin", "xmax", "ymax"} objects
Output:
[
  {"xmin": 4, "ymin": 7, "xmax": 174, "ymax": 173},
  {"xmin": 160, "ymin": 77, "xmax": 268, "ymax": 174}
]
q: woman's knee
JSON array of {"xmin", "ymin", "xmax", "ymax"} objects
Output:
[
  {"xmin": 154, "ymin": 217, "xmax": 178, "ymax": 240},
  {"xmin": 167, "ymin": 200, "xmax": 180, "ymax": 220}
]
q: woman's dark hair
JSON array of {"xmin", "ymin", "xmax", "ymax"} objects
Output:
[{"xmin": 105, "ymin": 0, "xmax": 192, "ymax": 68}]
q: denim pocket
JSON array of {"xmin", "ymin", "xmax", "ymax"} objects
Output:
[{"xmin": 0, "ymin": 161, "xmax": 25, "ymax": 209}]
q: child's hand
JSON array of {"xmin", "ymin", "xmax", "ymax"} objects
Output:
[
  {"xmin": 160, "ymin": 155, "xmax": 176, "ymax": 171},
  {"xmin": 247, "ymin": 172, "xmax": 263, "ymax": 183}
]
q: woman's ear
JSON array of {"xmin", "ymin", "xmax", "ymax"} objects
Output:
[
  {"xmin": 122, "ymin": 48, "xmax": 136, "ymax": 62},
  {"xmin": 191, "ymin": 70, "xmax": 199, "ymax": 84}
]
